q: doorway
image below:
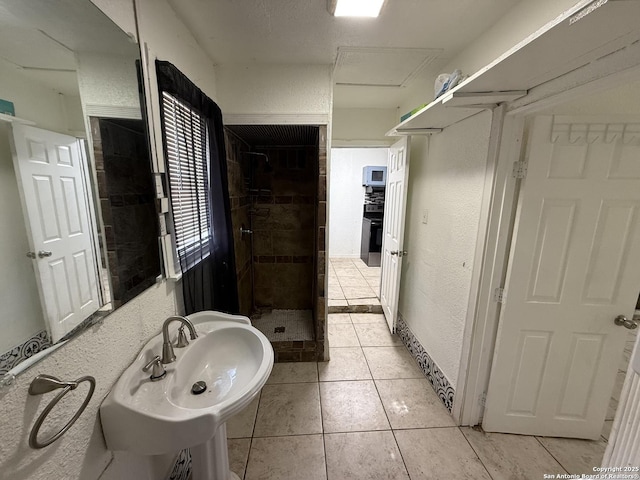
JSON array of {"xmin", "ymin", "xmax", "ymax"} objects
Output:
[{"xmin": 327, "ymin": 147, "xmax": 388, "ymax": 314}]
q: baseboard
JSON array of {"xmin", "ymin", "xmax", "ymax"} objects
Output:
[{"xmin": 397, "ymin": 313, "xmax": 455, "ymax": 412}]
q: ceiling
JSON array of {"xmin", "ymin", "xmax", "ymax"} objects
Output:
[
  {"xmin": 0, "ymin": 0, "xmax": 138, "ymax": 96},
  {"xmin": 167, "ymin": 0, "xmax": 522, "ymax": 108}
]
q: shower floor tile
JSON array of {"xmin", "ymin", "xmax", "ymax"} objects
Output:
[{"xmin": 251, "ymin": 309, "xmax": 314, "ymax": 341}]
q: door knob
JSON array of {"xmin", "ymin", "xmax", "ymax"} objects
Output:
[
  {"xmin": 390, "ymin": 250, "xmax": 398, "ymax": 256},
  {"xmin": 26, "ymin": 252, "xmax": 36, "ymax": 259},
  {"xmin": 38, "ymin": 251, "xmax": 52, "ymax": 258},
  {"xmin": 614, "ymin": 315, "xmax": 638, "ymax": 330},
  {"xmin": 390, "ymin": 250, "xmax": 408, "ymax": 257}
]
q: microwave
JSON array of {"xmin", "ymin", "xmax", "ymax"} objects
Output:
[{"xmin": 362, "ymin": 166, "xmax": 387, "ymax": 187}]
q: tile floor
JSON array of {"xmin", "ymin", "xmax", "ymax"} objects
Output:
[
  {"xmin": 225, "ymin": 313, "xmax": 609, "ymax": 480},
  {"xmin": 328, "ymin": 258, "xmax": 381, "ymax": 309}
]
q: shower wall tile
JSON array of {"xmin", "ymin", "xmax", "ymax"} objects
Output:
[
  {"xmin": 91, "ymin": 118, "xmax": 160, "ymax": 308},
  {"xmin": 251, "ymin": 146, "xmax": 317, "ymax": 314},
  {"xmin": 225, "ymin": 129, "xmax": 253, "ymax": 316},
  {"xmin": 271, "ymin": 230, "xmax": 314, "ymax": 256}
]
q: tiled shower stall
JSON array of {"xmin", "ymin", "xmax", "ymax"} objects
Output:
[{"xmin": 226, "ymin": 125, "xmax": 327, "ymax": 362}]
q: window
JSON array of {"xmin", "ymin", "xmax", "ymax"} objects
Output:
[{"xmin": 162, "ymin": 91, "xmax": 211, "ymax": 269}]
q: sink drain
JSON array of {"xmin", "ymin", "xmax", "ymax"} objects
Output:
[{"xmin": 191, "ymin": 381, "xmax": 207, "ymax": 395}]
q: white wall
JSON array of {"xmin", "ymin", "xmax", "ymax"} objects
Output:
[
  {"xmin": 0, "ymin": 61, "xmax": 79, "ymax": 133},
  {"xmin": 332, "ymin": 108, "xmax": 398, "ymax": 146},
  {"xmin": 0, "ymin": 123, "xmax": 45, "ymax": 353},
  {"xmin": 398, "ymin": 111, "xmax": 492, "ymax": 388},
  {"xmin": 0, "ymin": 283, "xmax": 178, "ymax": 480},
  {"xmin": 0, "ymin": 1, "xmax": 215, "ymax": 479},
  {"xmin": 76, "ymin": 52, "xmax": 141, "ymax": 112},
  {"xmin": 328, "ymin": 148, "xmax": 388, "ymax": 258},
  {"xmin": 215, "ymin": 64, "xmax": 332, "ymax": 116},
  {"xmin": 399, "ymin": 0, "xmax": 581, "ymax": 115}
]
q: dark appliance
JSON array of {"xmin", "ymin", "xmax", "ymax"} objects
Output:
[{"xmin": 361, "ymin": 201, "xmax": 384, "ymax": 267}]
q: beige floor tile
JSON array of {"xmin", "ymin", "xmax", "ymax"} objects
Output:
[
  {"xmin": 328, "ymin": 299, "xmax": 348, "ymax": 307},
  {"xmin": 536, "ymin": 436, "xmax": 607, "ymax": 475},
  {"xmin": 611, "ymin": 371, "xmax": 626, "ymax": 403},
  {"xmin": 376, "ymin": 379, "xmax": 455, "ymax": 429},
  {"xmin": 601, "ymin": 420, "xmax": 614, "ymax": 441},
  {"xmin": 352, "ymin": 259, "xmax": 370, "ymax": 269},
  {"xmin": 342, "ymin": 285, "xmax": 377, "ymax": 299},
  {"xmin": 328, "ymin": 323, "xmax": 360, "ymax": 347},
  {"xmin": 254, "ymin": 383, "xmax": 322, "ymax": 437},
  {"xmin": 318, "ymin": 347, "xmax": 372, "ymax": 382},
  {"xmin": 461, "ymin": 428, "xmax": 567, "ymax": 480},
  {"xmin": 227, "ymin": 393, "xmax": 260, "ymax": 438},
  {"xmin": 361, "ymin": 268, "xmax": 381, "ymax": 277},
  {"xmin": 245, "ymin": 435, "xmax": 326, "ymax": 480},
  {"xmin": 362, "ymin": 346, "xmax": 424, "ymax": 379},
  {"xmin": 607, "ymin": 396, "xmax": 618, "ymax": 421},
  {"xmin": 328, "ymin": 313, "xmax": 352, "ymax": 324},
  {"xmin": 328, "ymin": 285, "xmax": 345, "ymax": 300},
  {"xmin": 365, "ymin": 277, "xmax": 380, "ymax": 287},
  {"xmin": 333, "ymin": 267, "xmax": 361, "ymax": 276},
  {"xmin": 325, "ymin": 431, "xmax": 408, "ymax": 480},
  {"xmin": 337, "ymin": 275, "xmax": 368, "ymax": 287},
  {"xmin": 347, "ymin": 298, "xmax": 380, "ymax": 306},
  {"xmin": 320, "ymin": 380, "xmax": 390, "ymax": 432},
  {"xmin": 354, "ymin": 323, "xmax": 403, "ymax": 347},
  {"xmin": 330, "ymin": 257, "xmax": 356, "ymax": 264},
  {"xmin": 228, "ymin": 438, "xmax": 251, "ymax": 478},
  {"xmin": 266, "ymin": 362, "xmax": 318, "ymax": 384},
  {"xmin": 328, "ymin": 276, "xmax": 339, "ymax": 287},
  {"xmin": 620, "ymin": 350, "xmax": 631, "ymax": 372},
  {"xmin": 395, "ymin": 428, "xmax": 491, "ymax": 480},
  {"xmin": 350, "ymin": 313, "xmax": 386, "ymax": 324}
]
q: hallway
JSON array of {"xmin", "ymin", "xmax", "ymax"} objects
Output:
[
  {"xmin": 328, "ymin": 258, "xmax": 382, "ymax": 313},
  {"xmin": 223, "ymin": 313, "xmax": 608, "ymax": 479}
]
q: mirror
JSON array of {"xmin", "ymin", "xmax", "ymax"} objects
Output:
[{"xmin": 0, "ymin": 0, "xmax": 161, "ymax": 376}]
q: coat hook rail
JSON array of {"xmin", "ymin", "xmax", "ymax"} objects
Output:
[{"xmin": 28, "ymin": 374, "xmax": 96, "ymax": 449}]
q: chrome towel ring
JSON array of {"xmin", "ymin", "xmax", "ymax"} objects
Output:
[{"xmin": 28, "ymin": 374, "xmax": 96, "ymax": 449}]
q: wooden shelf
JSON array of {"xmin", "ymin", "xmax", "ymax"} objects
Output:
[{"xmin": 388, "ymin": 0, "xmax": 640, "ymax": 136}]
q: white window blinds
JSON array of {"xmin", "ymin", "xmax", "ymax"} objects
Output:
[{"xmin": 162, "ymin": 91, "xmax": 212, "ymax": 267}]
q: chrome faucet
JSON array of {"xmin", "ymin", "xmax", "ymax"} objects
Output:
[{"xmin": 161, "ymin": 315, "xmax": 198, "ymax": 364}]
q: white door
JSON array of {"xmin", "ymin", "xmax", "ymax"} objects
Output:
[
  {"xmin": 10, "ymin": 124, "xmax": 100, "ymax": 342},
  {"xmin": 483, "ymin": 115, "xmax": 640, "ymax": 439},
  {"xmin": 380, "ymin": 137, "xmax": 410, "ymax": 333}
]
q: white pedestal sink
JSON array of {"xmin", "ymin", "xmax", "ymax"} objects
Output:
[{"xmin": 100, "ymin": 311, "xmax": 274, "ymax": 480}]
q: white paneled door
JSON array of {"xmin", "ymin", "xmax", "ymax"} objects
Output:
[
  {"xmin": 11, "ymin": 124, "xmax": 100, "ymax": 342},
  {"xmin": 483, "ymin": 116, "xmax": 640, "ymax": 439},
  {"xmin": 380, "ymin": 137, "xmax": 410, "ymax": 333}
]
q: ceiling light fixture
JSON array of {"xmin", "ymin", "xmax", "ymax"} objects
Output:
[{"xmin": 328, "ymin": 0, "xmax": 385, "ymax": 17}]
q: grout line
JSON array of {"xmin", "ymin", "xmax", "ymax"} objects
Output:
[
  {"xmin": 390, "ymin": 429, "xmax": 412, "ymax": 478},
  {"xmin": 458, "ymin": 427, "xmax": 497, "ymax": 480},
  {"xmin": 317, "ymin": 373, "xmax": 330, "ymax": 480},
  {"xmin": 534, "ymin": 436, "xmax": 571, "ymax": 475},
  {"xmin": 364, "ymin": 349, "xmax": 411, "ymax": 477}
]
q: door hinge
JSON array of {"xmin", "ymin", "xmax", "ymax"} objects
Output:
[
  {"xmin": 493, "ymin": 287, "xmax": 505, "ymax": 303},
  {"xmin": 512, "ymin": 160, "xmax": 527, "ymax": 179}
]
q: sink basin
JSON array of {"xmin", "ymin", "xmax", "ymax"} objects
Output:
[{"xmin": 100, "ymin": 311, "xmax": 273, "ymax": 463}]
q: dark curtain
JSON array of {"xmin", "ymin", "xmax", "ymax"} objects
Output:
[{"xmin": 156, "ymin": 60, "xmax": 239, "ymax": 314}]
